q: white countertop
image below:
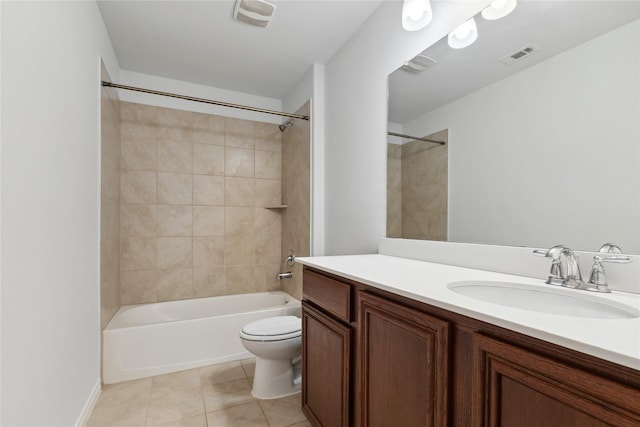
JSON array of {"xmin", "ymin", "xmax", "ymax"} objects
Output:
[{"xmin": 296, "ymin": 254, "xmax": 640, "ymax": 371}]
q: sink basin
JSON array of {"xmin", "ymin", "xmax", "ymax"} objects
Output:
[{"xmin": 447, "ymin": 281, "xmax": 640, "ymax": 319}]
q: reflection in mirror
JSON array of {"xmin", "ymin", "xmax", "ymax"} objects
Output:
[
  {"xmin": 387, "ymin": 1, "xmax": 640, "ymax": 253},
  {"xmin": 388, "ymin": 130, "xmax": 448, "ymax": 240}
]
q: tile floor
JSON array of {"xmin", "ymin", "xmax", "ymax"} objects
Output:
[{"xmin": 87, "ymin": 358, "xmax": 310, "ymax": 427}]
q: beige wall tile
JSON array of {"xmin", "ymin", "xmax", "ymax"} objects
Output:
[
  {"xmin": 255, "ymin": 233, "xmax": 281, "ymax": 265},
  {"xmin": 157, "ymin": 107, "xmax": 192, "ymax": 141},
  {"xmin": 100, "ymin": 278, "xmax": 120, "ymax": 330},
  {"xmin": 157, "ymin": 268, "xmax": 194, "ymax": 302},
  {"xmin": 101, "ymin": 238, "xmax": 120, "ymax": 286},
  {"xmin": 101, "ymin": 196, "xmax": 120, "ymax": 239},
  {"xmin": 193, "ymin": 175, "xmax": 225, "ymax": 205},
  {"xmin": 121, "ymin": 203, "xmax": 156, "ymax": 237},
  {"xmin": 157, "ymin": 172, "xmax": 193, "ymax": 205},
  {"xmin": 117, "ymin": 104, "xmax": 305, "ymax": 303},
  {"xmin": 255, "ymin": 208, "xmax": 282, "ymax": 236},
  {"xmin": 193, "ymin": 266, "xmax": 225, "ymax": 298},
  {"xmin": 193, "ymin": 143, "xmax": 224, "ymax": 175},
  {"xmin": 255, "ymin": 150, "xmax": 281, "ymax": 180},
  {"xmin": 224, "ymin": 235, "xmax": 255, "ymax": 266},
  {"xmin": 121, "ymin": 171, "xmax": 156, "ymax": 203},
  {"xmin": 254, "ymin": 264, "xmax": 280, "ymax": 292},
  {"xmin": 157, "ymin": 237, "xmax": 193, "ymax": 269},
  {"xmin": 157, "ymin": 205, "xmax": 192, "ymax": 236},
  {"xmin": 157, "ymin": 139, "xmax": 193, "ymax": 173},
  {"xmin": 101, "ymin": 77, "xmax": 121, "ymax": 330},
  {"xmin": 225, "ymin": 207, "xmax": 254, "ymax": 236},
  {"xmin": 192, "ymin": 112, "xmax": 224, "ymax": 145},
  {"xmin": 225, "ymin": 148, "xmax": 254, "ymax": 177},
  {"xmin": 193, "ymin": 236, "xmax": 225, "ymax": 267},
  {"xmin": 225, "ymin": 177, "xmax": 254, "ymax": 207},
  {"xmin": 193, "ymin": 206, "xmax": 225, "ymax": 236},
  {"xmin": 121, "ymin": 135, "xmax": 156, "ymax": 172},
  {"xmin": 224, "ymin": 266, "xmax": 256, "ymax": 294},
  {"xmin": 121, "ymin": 237, "xmax": 157, "ymax": 271},
  {"xmin": 254, "ymin": 122, "xmax": 281, "ymax": 152},
  {"xmin": 121, "ymin": 270, "xmax": 158, "ymax": 304},
  {"xmin": 121, "ymin": 102, "xmax": 156, "ymax": 138},
  {"xmin": 225, "ymin": 117, "xmax": 254, "ymax": 149},
  {"xmin": 254, "ymin": 180, "xmax": 281, "ymax": 207},
  {"xmin": 280, "ymin": 102, "xmax": 311, "ymax": 301}
]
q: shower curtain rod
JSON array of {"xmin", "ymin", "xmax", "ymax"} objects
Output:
[
  {"xmin": 388, "ymin": 131, "xmax": 446, "ymax": 145},
  {"xmin": 101, "ymin": 81, "xmax": 310, "ymax": 121}
]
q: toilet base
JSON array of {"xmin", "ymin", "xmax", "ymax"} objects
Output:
[{"xmin": 251, "ymin": 357, "xmax": 301, "ymax": 399}]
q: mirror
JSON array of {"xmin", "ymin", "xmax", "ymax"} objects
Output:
[{"xmin": 387, "ymin": 1, "xmax": 640, "ymax": 253}]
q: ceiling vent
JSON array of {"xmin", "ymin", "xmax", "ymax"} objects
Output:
[
  {"xmin": 499, "ymin": 45, "xmax": 540, "ymax": 65},
  {"xmin": 401, "ymin": 54, "xmax": 437, "ymax": 74},
  {"xmin": 233, "ymin": 0, "xmax": 276, "ymax": 28}
]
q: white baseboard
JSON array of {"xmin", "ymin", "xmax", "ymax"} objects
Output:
[{"xmin": 75, "ymin": 378, "xmax": 101, "ymax": 427}]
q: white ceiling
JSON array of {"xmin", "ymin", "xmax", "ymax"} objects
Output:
[
  {"xmin": 98, "ymin": 0, "xmax": 383, "ymax": 100},
  {"xmin": 389, "ymin": 0, "xmax": 640, "ymax": 124}
]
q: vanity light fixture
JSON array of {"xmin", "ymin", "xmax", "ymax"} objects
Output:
[
  {"xmin": 448, "ymin": 17, "xmax": 478, "ymax": 49},
  {"xmin": 482, "ymin": 0, "xmax": 517, "ymax": 21},
  {"xmin": 402, "ymin": 0, "xmax": 433, "ymax": 32}
]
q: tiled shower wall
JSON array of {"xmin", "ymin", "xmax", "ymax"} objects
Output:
[
  {"xmin": 387, "ymin": 129, "xmax": 448, "ymax": 241},
  {"xmin": 402, "ymin": 129, "xmax": 448, "ymax": 240},
  {"xmin": 119, "ymin": 102, "xmax": 283, "ymax": 304},
  {"xmin": 100, "ymin": 65, "xmax": 122, "ymax": 330},
  {"xmin": 281, "ymin": 102, "xmax": 311, "ymax": 301},
  {"xmin": 387, "ymin": 143, "xmax": 402, "ymax": 238}
]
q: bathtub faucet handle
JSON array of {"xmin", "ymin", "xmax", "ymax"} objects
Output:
[{"xmin": 286, "ymin": 250, "xmax": 295, "ymax": 267}]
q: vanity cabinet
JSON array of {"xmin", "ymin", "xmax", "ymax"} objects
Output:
[
  {"xmin": 472, "ymin": 334, "xmax": 640, "ymax": 426},
  {"xmin": 302, "ymin": 270, "xmax": 354, "ymax": 427},
  {"xmin": 302, "ymin": 267, "xmax": 640, "ymax": 427},
  {"xmin": 359, "ymin": 291, "xmax": 449, "ymax": 427}
]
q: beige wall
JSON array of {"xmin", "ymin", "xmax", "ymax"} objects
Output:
[
  {"xmin": 401, "ymin": 129, "xmax": 448, "ymax": 241},
  {"xmin": 100, "ymin": 65, "xmax": 122, "ymax": 330},
  {"xmin": 281, "ymin": 102, "xmax": 311, "ymax": 300},
  {"xmin": 119, "ymin": 102, "xmax": 283, "ymax": 304}
]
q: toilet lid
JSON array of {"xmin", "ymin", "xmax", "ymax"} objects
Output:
[{"xmin": 240, "ymin": 316, "xmax": 301, "ymax": 341}]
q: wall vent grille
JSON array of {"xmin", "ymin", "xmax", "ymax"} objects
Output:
[
  {"xmin": 499, "ymin": 45, "xmax": 540, "ymax": 65},
  {"xmin": 401, "ymin": 54, "xmax": 437, "ymax": 74}
]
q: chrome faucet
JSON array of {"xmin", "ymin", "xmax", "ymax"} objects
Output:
[
  {"xmin": 534, "ymin": 245, "xmax": 583, "ymax": 288},
  {"xmin": 535, "ymin": 243, "xmax": 632, "ymax": 293},
  {"xmin": 558, "ymin": 248, "xmax": 583, "ymax": 288}
]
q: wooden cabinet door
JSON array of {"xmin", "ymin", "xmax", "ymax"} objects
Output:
[
  {"xmin": 359, "ymin": 292, "xmax": 449, "ymax": 427},
  {"xmin": 302, "ymin": 301, "xmax": 352, "ymax": 427},
  {"xmin": 472, "ymin": 334, "xmax": 640, "ymax": 427}
]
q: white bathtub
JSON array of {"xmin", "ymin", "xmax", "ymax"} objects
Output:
[{"xmin": 103, "ymin": 291, "xmax": 301, "ymax": 384}]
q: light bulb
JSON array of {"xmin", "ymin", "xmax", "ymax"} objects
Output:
[
  {"xmin": 448, "ymin": 17, "xmax": 478, "ymax": 49},
  {"xmin": 482, "ymin": 0, "xmax": 517, "ymax": 20},
  {"xmin": 402, "ymin": 0, "xmax": 433, "ymax": 32}
]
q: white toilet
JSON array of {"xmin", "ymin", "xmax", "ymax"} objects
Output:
[{"xmin": 239, "ymin": 315, "xmax": 302, "ymax": 399}]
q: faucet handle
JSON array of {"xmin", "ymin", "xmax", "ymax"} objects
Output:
[
  {"xmin": 599, "ymin": 243, "xmax": 623, "ymax": 254},
  {"xmin": 586, "ymin": 255, "xmax": 632, "ymax": 293}
]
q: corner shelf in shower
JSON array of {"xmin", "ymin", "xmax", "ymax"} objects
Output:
[{"xmin": 264, "ymin": 205, "xmax": 288, "ymax": 209}]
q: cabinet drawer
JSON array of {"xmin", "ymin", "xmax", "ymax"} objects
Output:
[{"xmin": 303, "ymin": 268, "xmax": 352, "ymax": 323}]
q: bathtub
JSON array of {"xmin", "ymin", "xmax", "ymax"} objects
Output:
[{"xmin": 103, "ymin": 291, "xmax": 301, "ymax": 384}]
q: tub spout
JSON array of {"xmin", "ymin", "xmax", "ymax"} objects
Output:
[{"xmin": 277, "ymin": 272, "xmax": 293, "ymax": 280}]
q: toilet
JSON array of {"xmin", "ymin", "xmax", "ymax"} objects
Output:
[{"xmin": 239, "ymin": 315, "xmax": 302, "ymax": 399}]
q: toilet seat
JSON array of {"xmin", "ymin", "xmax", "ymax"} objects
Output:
[{"xmin": 240, "ymin": 316, "xmax": 301, "ymax": 342}]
